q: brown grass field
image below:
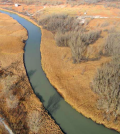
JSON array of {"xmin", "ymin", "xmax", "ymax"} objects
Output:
[
  {"xmin": 0, "ymin": 13, "xmax": 63, "ymax": 134},
  {"xmin": 1, "ymin": 1, "xmax": 120, "ymax": 133},
  {"xmin": 39, "ymin": 6, "xmax": 120, "ymax": 132}
]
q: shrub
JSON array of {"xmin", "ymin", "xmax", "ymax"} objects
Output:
[
  {"xmin": 104, "ymin": 2, "xmax": 120, "ymax": 9},
  {"xmin": 66, "ymin": 0, "xmax": 101, "ymax": 5},
  {"xmin": 55, "ymin": 32, "xmax": 72, "ymax": 47},
  {"xmin": 81, "ymin": 30, "xmax": 101, "ymax": 45},
  {"xmin": 84, "ymin": 18, "xmax": 91, "ymax": 26},
  {"xmin": 39, "ymin": 14, "xmax": 101, "ymax": 63},
  {"xmin": 91, "ymin": 56, "xmax": 120, "ymax": 119},
  {"xmin": 55, "ymin": 30, "xmax": 101, "ymax": 63},
  {"xmin": 104, "ymin": 32, "xmax": 120, "ymax": 56},
  {"xmin": 101, "ymin": 22, "xmax": 110, "ymax": 27},
  {"xmin": 39, "ymin": 0, "xmax": 63, "ymax": 6},
  {"xmin": 69, "ymin": 36, "xmax": 87, "ymax": 63},
  {"xmin": 39, "ymin": 14, "xmax": 80, "ymax": 33},
  {"xmin": 84, "ymin": 0, "xmax": 101, "ymax": 4}
]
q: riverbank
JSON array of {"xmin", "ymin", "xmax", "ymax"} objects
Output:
[
  {"xmin": 0, "ymin": 12, "xmax": 63, "ymax": 134},
  {"xmin": 40, "ymin": 26, "xmax": 120, "ymax": 132},
  {"xmin": 1, "ymin": 4, "xmax": 120, "ymax": 133}
]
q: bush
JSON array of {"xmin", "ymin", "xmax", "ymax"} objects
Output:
[
  {"xmin": 84, "ymin": 0, "xmax": 101, "ymax": 4},
  {"xmin": 101, "ymin": 22, "xmax": 110, "ymax": 27},
  {"xmin": 69, "ymin": 36, "xmax": 87, "ymax": 63},
  {"xmin": 104, "ymin": 32, "xmax": 120, "ymax": 56},
  {"xmin": 84, "ymin": 18, "xmax": 92, "ymax": 26},
  {"xmin": 55, "ymin": 32, "xmax": 72, "ymax": 47},
  {"xmin": 104, "ymin": 3, "xmax": 120, "ymax": 9},
  {"xmin": 81, "ymin": 30, "xmax": 101, "ymax": 45},
  {"xmin": 66, "ymin": 0, "xmax": 101, "ymax": 5},
  {"xmin": 91, "ymin": 56, "xmax": 120, "ymax": 120},
  {"xmin": 55, "ymin": 30, "xmax": 101, "ymax": 63},
  {"xmin": 39, "ymin": 14, "xmax": 101, "ymax": 63},
  {"xmin": 39, "ymin": 0, "xmax": 63, "ymax": 6},
  {"xmin": 39, "ymin": 14, "xmax": 80, "ymax": 33}
]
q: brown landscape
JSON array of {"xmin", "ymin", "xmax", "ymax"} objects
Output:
[
  {"xmin": 0, "ymin": 0, "xmax": 120, "ymax": 133},
  {"xmin": 40, "ymin": 19, "xmax": 120, "ymax": 132},
  {"xmin": 0, "ymin": 13, "xmax": 63, "ymax": 134}
]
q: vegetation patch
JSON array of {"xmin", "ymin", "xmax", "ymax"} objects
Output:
[
  {"xmin": 91, "ymin": 56, "xmax": 120, "ymax": 121},
  {"xmin": 39, "ymin": 14, "xmax": 101, "ymax": 63},
  {"xmin": 104, "ymin": 32, "xmax": 120, "ymax": 56},
  {"xmin": 39, "ymin": 14, "xmax": 81, "ymax": 33},
  {"xmin": 91, "ymin": 30, "xmax": 120, "ymax": 121}
]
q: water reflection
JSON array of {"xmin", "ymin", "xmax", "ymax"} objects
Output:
[
  {"xmin": 28, "ymin": 70, "xmax": 36, "ymax": 77},
  {"xmin": 46, "ymin": 93, "xmax": 62, "ymax": 114},
  {"xmin": 36, "ymin": 92, "xmax": 45, "ymax": 103}
]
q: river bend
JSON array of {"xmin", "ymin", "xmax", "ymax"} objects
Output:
[{"xmin": 0, "ymin": 10, "xmax": 119, "ymax": 134}]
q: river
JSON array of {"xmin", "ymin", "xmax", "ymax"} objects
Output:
[{"xmin": 0, "ymin": 10, "xmax": 119, "ymax": 134}]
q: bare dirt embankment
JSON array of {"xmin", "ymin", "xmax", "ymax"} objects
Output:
[{"xmin": 0, "ymin": 13, "xmax": 63, "ymax": 134}]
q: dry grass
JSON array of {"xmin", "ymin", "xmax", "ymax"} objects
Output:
[
  {"xmin": 2, "ymin": 1, "xmax": 120, "ymax": 133},
  {"xmin": 40, "ymin": 16, "xmax": 120, "ymax": 132},
  {"xmin": 0, "ymin": 13, "xmax": 63, "ymax": 134},
  {"xmin": 101, "ymin": 22, "xmax": 110, "ymax": 27},
  {"xmin": 39, "ymin": 14, "xmax": 101, "ymax": 63},
  {"xmin": 1, "ymin": 1, "xmax": 120, "ymax": 20},
  {"xmin": 0, "ymin": 122, "xmax": 9, "ymax": 134},
  {"xmin": 27, "ymin": 110, "xmax": 43, "ymax": 133}
]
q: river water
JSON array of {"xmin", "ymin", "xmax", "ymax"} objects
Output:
[{"xmin": 0, "ymin": 10, "xmax": 119, "ymax": 134}]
